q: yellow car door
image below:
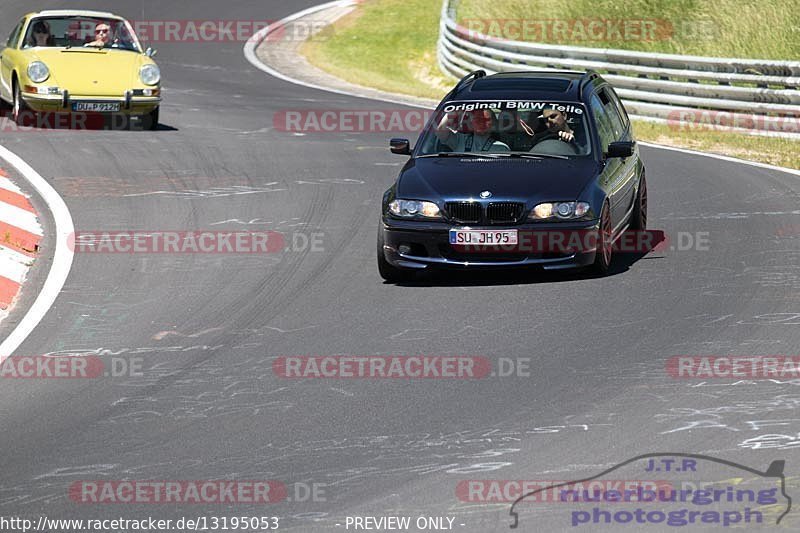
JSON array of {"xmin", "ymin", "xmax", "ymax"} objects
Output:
[{"xmin": 0, "ymin": 17, "xmax": 27, "ymax": 102}]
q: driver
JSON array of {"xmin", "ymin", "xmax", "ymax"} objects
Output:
[
  {"xmin": 531, "ymin": 107, "xmax": 575, "ymax": 144},
  {"xmin": 541, "ymin": 107, "xmax": 575, "ymax": 142},
  {"xmin": 85, "ymin": 22, "xmax": 112, "ymax": 47},
  {"xmin": 435, "ymin": 109, "xmax": 510, "ymax": 152}
]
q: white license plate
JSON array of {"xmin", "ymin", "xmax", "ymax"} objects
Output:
[
  {"xmin": 449, "ymin": 229, "xmax": 518, "ymax": 245},
  {"xmin": 72, "ymin": 102, "xmax": 120, "ymax": 112}
]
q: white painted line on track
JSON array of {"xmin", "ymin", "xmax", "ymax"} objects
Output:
[
  {"xmin": 637, "ymin": 141, "xmax": 800, "ymax": 177},
  {"xmin": 245, "ymin": 1, "xmax": 800, "ymax": 178},
  {"xmin": 243, "ymin": 0, "xmax": 431, "ymax": 109},
  {"xmin": 0, "ymin": 200, "xmax": 43, "ymax": 236},
  {"xmin": 0, "ymin": 245, "xmax": 32, "ymax": 284},
  {"xmin": 0, "ymin": 176, "xmax": 24, "ymax": 194},
  {"xmin": 0, "ymin": 145, "xmax": 75, "ymax": 359}
]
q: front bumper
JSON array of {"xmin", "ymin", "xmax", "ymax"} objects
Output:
[
  {"xmin": 22, "ymin": 91, "xmax": 160, "ymax": 114},
  {"xmin": 381, "ymin": 218, "xmax": 600, "ymax": 271}
]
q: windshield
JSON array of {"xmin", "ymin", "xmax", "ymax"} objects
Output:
[
  {"xmin": 418, "ymin": 100, "xmax": 592, "ymax": 157},
  {"xmin": 22, "ymin": 16, "xmax": 141, "ymax": 52}
]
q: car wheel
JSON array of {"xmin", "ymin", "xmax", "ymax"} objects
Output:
[
  {"xmin": 629, "ymin": 172, "xmax": 647, "ymax": 231},
  {"xmin": 377, "ymin": 228, "xmax": 415, "ymax": 283},
  {"xmin": 142, "ymin": 106, "xmax": 159, "ymax": 130},
  {"xmin": 592, "ymin": 203, "xmax": 613, "ymax": 275},
  {"xmin": 12, "ymin": 82, "xmax": 33, "ymax": 126}
]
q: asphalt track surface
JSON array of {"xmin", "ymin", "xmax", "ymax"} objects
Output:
[{"xmin": 1, "ymin": 1, "xmax": 800, "ymax": 532}]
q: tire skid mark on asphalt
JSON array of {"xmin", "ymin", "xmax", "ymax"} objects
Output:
[
  {"xmin": 50, "ymin": 175, "xmax": 363, "ymax": 198},
  {"xmin": 96, "ymin": 181, "xmax": 359, "ymax": 408},
  {"xmin": 75, "ymin": 186, "xmax": 334, "ymax": 413}
]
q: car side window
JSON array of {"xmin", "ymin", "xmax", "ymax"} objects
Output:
[
  {"xmin": 604, "ymin": 87, "xmax": 630, "ymax": 131},
  {"xmin": 590, "ymin": 94, "xmax": 615, "ymax": 153},
  {"xmin": 6, "ymin": 19, "xmax": 24, "ymax": 49},
  {"xmin": 598, "ymin": 89, "xmax": 624, "ymax": 140}
]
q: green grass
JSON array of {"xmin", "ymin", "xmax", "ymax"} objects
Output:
[
  {"xmin": 301, "ymin": 0, "xmax": 452, "ymax": 99},
  {"xmin": 633, "ymin": 121, "xmax": 800, "ymax": 169},
  {"xmin": 458, "ymin": 0, "xmax": 800, "ymax": 59},
  {"xmin": 301, "ymin": 0, "xmax": 800, "ymax": 169}
]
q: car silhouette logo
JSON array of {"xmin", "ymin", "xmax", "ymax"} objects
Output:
[{"xmin": 480, "ymin": 190, "xmax": 492, "ymax": 198}]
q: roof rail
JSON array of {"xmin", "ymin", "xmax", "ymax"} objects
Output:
[
  {"xmin": 441, "ymin": 70, "xmax": 486, "ymax": 102},
  {"xmin": 456, "ymin": 69, "xmax": 486, "ymax": 91},
  {"xmin": 577, "ymin": 70, "xmax": 600, "ymax": 93}
]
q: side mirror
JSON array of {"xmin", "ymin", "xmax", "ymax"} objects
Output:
[
  {"xmin": 606, "ymin": 141, "xmax": 634, "ymax": 159},
  {"xmin": 390, "ymin": 138, "xmax": 411, "ymax": 155},
  {"xmin": 145, "ymin": 47, "xmax": 157, "ymax": 57}
]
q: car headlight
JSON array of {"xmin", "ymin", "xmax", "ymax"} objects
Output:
[
  {"xmin": 388, "ymin": 199, "xmax": 441, "ymax": 218},
  {"xmin": 139, "ymin": 64, "xmax": 161, "ymax": 85},
  {"xmin": 27, "ymin": 61, "xmax": 49, "ymax": 83},
  {"xmin": 530, "ymin": 202, "xmax": 591, "ymax": 220}
]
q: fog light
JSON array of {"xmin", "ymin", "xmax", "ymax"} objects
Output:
[{"xmin": 398, "ymin": 244, "xmax": 412, "ymax": 255}]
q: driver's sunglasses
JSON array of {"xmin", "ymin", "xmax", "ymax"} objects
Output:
[{"xmin": 96, "ymin": 28, "xmax": 110, "ymax": 34}]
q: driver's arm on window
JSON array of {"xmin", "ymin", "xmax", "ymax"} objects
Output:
[{"xmin": 435, "ymin": 112, "xmax": 459, "ymax": 150}]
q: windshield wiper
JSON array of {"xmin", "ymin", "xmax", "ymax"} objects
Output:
[
  {"xmin": 419, "ymin": 152, "xmax": 570, "ymax": 160},
  {"xmin": 503, "ymin": 153, "xmax": 548, "ymax": 160},
  {"xmin": 418, "ymin": 152, "xmax": 507, "ymax": 159},
  {"xmin": 525, "ymin": 153, "xmax": 570, "ymax": 160}
]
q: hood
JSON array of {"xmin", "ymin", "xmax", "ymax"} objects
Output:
[
  {"xmin": 30, "ymin": 48, "xmax": 147, "ymax": 96},
  {"xmin": 397, "ymin": 157, "xmax": 601, "ymax": 203}
]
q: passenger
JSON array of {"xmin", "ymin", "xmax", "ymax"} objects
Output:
[
  {"xmin": 29, "ymin": 20, "xmax": 54, "ymax": 47},
  {"xmin": 435, "ymin": 109, "xmax": 510, "ymax": 152}
]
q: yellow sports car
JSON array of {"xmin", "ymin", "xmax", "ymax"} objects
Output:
[{"xmin": 0, "ymin": 10, "xmax": 161, "ymax": 129}]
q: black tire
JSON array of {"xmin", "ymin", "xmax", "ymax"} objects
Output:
[
  {"xmin": 629, "ymin": 172, "xmax": 647, "ymax": 231},
  {"xmin": 12, "ymin": 81, "xmax": 33, "ymax": 126},
  {"xmin": 377, "ymin": 228, "xmax": 415, "ymax": 283},
  {"xmin": 592, "ymin": 203, "xmax": 613, "ymax": 275},
  {"xmin": 142, "ymin": 106, "xmax": 159, "ymax": 130}
]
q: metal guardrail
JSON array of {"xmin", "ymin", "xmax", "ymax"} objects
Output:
[{"xmin": 436, "ymin": 0, "xmax": 799, "ymax": 137}]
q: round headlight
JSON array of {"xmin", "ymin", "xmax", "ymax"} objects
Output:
[
  {"xmin": 556, "ymin": 203, "xmax": 574, "ymax": 217},
  {"xmin": 27, "ymin": 61, "xmax": 49, "ymax": 83},
  {"xmin": 140, "ymin": 64, "xmax": 161, "ymax": 85},
  {"xmin": 388, "ymin": 199, "xmax": 441, "ymax": 218}
]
